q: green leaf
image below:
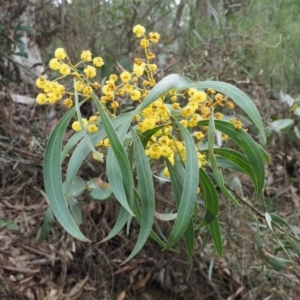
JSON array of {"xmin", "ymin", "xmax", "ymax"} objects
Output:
[
  {"xmin": 0, "ymin": 220, "xmax": 7, "ymax": 229},
  {"xmin": 215, "ymin": 149, "xmax": 251, "ymax": 173},
  {"xmin": 286, "ymin": 235, "xmax": 300, "ymax": 259},
  {"xmin": 269, "ymin": 213, "xmax": 297, "ymax": 236},
  {"xmin": 61, "ymin": 131, "xmax": 83, "ymax": 162},
  {"xmin": 65, "ymin": 176, "xmax": 86, "ymax": 198},
  {"xmin": 64, "ymin": 113, "xmax": 128, "ymax": 196},
  {"xmin": 255, "ymin": 224, "xmax": 292, "ymax": 270},
  {"xmin": 215, "ymin": 149, "xmax": 258, "ymax": 193},
  {"xmin": 69, "ymin": 198, "xmax": 83, "ymax": 225},
  {"xmin": 209, "ymin": 218, "xmax": 223, "ymax": 256},
  {"xmin": 87, "ymin": 178, "xmax": 112, "ymax": 200},
  {"xmin": 6, "ymin": 221, "xmax": 19, "ymax": 231},
  {"xmin": 165, "ymin": 159, "xmax": 194, "ymax": 259},
  {"xmin": 122, "ymin": 129, "xmax": 156, "ymax": 262},
  {"xmin": 196, "ymin": 168, "xmax": 219, "ymax": 228},
  {"xmin": 215, "ymin": 156, "xmax": 248, "ymax": 174},
  {"xmin": 139, "ymin": 74, "xmax": 190, "ymax": 111},
  {"xmin": 101, "ymin": 207, "xmax": 130, "ymax": 243},
  {"xmin": 165, "ymin": 121, "xmax": 199, "ymax": 249},
  {"xmin": 74, "ymin": 87, "xmax": 103, "ymax": 162},
  {"xmin": 92, "ymin": 94, "xmax": 135, "ymax": 208},
  {"xmin": 106, "ymin": 149, "xmax": 133, "ymax": 213},
  {"xmin": 132, "ymin": 189, "xmax": 179, "ymax": 253},
  {"xmin": 186, "ymin": 81, "xmax": 266, "ymax": 143},
  {"xmin": 270, "ymin": 119, "xmax": 294, "ymax": 133},
  {"xmin": 37, "ymin": 207, "xmax": 55, "ymax": 244},
  {"xmin": 207, "ymin": 115, "xmax": 239, "ymax": 205},
  {"xmin": 43, "ymin": 106, "xmax": 89, "ymax": 242},
  {"xmin": 201, "ymin": 119, "xmax": 266, "ymax": 199},
  {"xmin": 139, "ymin": 125, "xmax": 166, "ymax": 148},
  {"xmin": 154, "ymin": 212, "xmax": 177, "ymax": 221}
]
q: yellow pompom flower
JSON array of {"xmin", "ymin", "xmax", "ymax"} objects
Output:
[
  {"xmin": 163, "ymin": 167, "xmax": 170, "ymax": 177},
  {"xmin": 82, "ymin": 85, "xmax": 93, "ymax": 96},
  {"xmin": 181, "ymin": 105, "xmax": 197, "ymax": 118},
  {"xmin": 148, "ymin": 144, "xmax": 161, "ymax": 160},
  {"xmin": 133, "ymin": 24, "xmax": 146, "ymax": 38},
  {"xmin": 109, "ymin": 74, "xmax": 118, "ymax": 81},
  {"xmin": 59, "ymin": 63, "xmax": 71, "ymax": 75},
  {"xmin": 130, "ymin": 89, "xmax": 141, "ymax": 101},
  {"xmin": 81, "ymin": 50, "xmax": 92, "ymax": 61},
  {"xmin": 124, "ymin": 84, "xmax": 133, "ymax": 93},
  {"xmin": 111, "ymin": 101, "xmax": 119, "ymax": 110},
  {"xmin": 188, "ymin": 88, "xmax": 197, "ymax": 97},
  {"xmin": 36, "ymin": 93, "xmax": 47, "ymax": 105},
  {"xmin": 63, "ymin": 98, "xmax": 73, "ymax": 108},
  {"xmin": 49, "ymin": 58, "xmax": 60, "ymax": 70},
  {"xmin": 84, "ymin": 65, "xmax": 97, "ymax": 78},
  {"xmin": 194, "ymin": 131, "xmax": 204, "ymax": 140},
  {"xmin": 89, "ymin": 116, "xmax": 99, "ymax": 123},
  {"xmin": 207, "ymin": 88, "xmax": 216, "ymax": 94},
  {"xmin": 75, "ymin": 81, "xmax": 84, "ymax": 92},
  {"xmin": 93, "ymin": 82, "xmax": 101, "ymax": 89},
  {"xmin": 87, "ymin": 124, "xmax": 98, "ymax": 133},
  {"xmin": 147, "ymin": 52, "xmax": 155, "ymax": 60},
  {"xmin": 172, "ymin": 103, "xmax": 180, "ymax": 110},
  {"xmin": 47, "ymin": 92, "xmax": 61, "ymax": 104},
  {"xmin": 133, "ymin": 65, "xmax": 145, "ymax": 77},
  {"xmin": 180, "ymin": 120, "xmax": 188, "ymax": 128},
  {"xmin": 140, "ymin": 39, "xmax": 149, "ymax": 49},
  {"xmin": 227, "ymin": 101, "xmax": 234, "ymax": 109},
  {"xmin": 149, "ymin": 32, "xmax": 160, "ymax": 43},
  {"xmin": 149, "ymin": 64, "xmax": 157, "ymax": 71},
  {"xmin": 235, "ymin": 121, "xmax": 243, "ymax": 129},
  {"xmin": 194, "ymin": 91, "xmax": 207, "ymax": 102},
  {"xmin": 36, "ymin": 76, "xmax": 46, "ymax": 89},
  {"xmin": 215, "ymin": 93, "xmax": 224, "ymax": 102},
  {"xmin": 103, "ymin": 138, "xmax": 110, "ymax": 147},
  {"xmin": 93, "ymin": 151, "xmax": 104, "ymax": 161},
  {"xmin": 93, "ymin": 56, "xmax": 104, "ymax": 67},
  {"xmin": 54, "ymin": 48, "xmax": 66, "ymax": 60},
  {"xmin": 82, "ymin": 118, "xmax": 88, "ymax": 127},
  {"xmin": 214, "ymin": 112, "xmax": 223, "ymax": 120},
  {"xmin": 160, "ymin": 145, "xmax": 173, "ymax": 158},
  {"xmin": 120, "ymin": 71, "xmax": 131, "ymax": 83},
  {"xmin": 72, "ymin": 121, "xmax": 82, "ymax": 131}
]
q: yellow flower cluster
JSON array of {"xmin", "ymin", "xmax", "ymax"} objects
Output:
[
  {"xmin": 35, "ymin": 25, "xmax": 241, "ymax": 178},
  {"xmin": 35, "ymin": 48, "xmax": 104, "ymax": 107}
]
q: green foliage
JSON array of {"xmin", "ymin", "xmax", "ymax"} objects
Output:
[
  {"xmin": 42, "ymin": 72, "xmax": 271, "ymax": 261},
  {"xmin": 0, "ymin": 219, "xmax": 19, "ymax": 231},
  {"xmin": 35, "ymin": 13, "xmax": 300, "ymax": 265}
]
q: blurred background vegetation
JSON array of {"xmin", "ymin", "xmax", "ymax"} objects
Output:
[{"xmin": 1, "ymin": 0, "xmax": 300, "ymax": 299}]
